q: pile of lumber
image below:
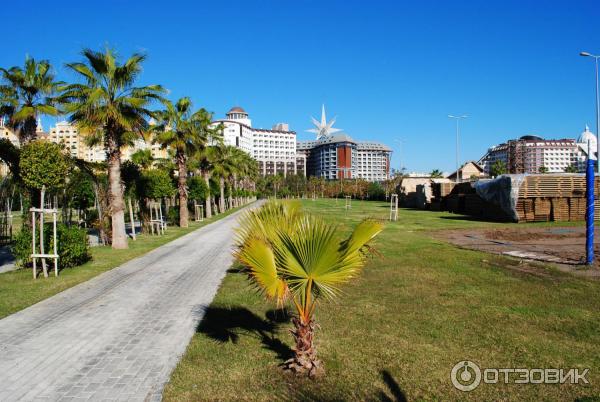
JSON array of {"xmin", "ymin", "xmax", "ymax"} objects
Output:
[
  {"xmin": 516, "ymin": 175, "xmax": 599, "ymax": 222},
  {"xmin": 437, "ymin": 174, "xmax": 600, "ymax": 223}
]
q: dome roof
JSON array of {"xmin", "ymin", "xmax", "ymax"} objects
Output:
[
  {"xmin": 577, "ymin": 125, "xmax": 597, "ymax": 147},
  {"xmin": 227, "ymin": 106, "xmax": 247, "ymax": 114},
  {"xmin": 519, "ymin": 135, "xmax": 543, "ymax": 141}
]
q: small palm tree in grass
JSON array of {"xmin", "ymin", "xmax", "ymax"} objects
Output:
[{"xmin": 235, "ymin": 201, "xmax": 383, "ymax": 376}]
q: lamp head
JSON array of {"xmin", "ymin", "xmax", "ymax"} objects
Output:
[{"xmin": 581, "ymin": 51, "xmax": 592, "ymax": 57}]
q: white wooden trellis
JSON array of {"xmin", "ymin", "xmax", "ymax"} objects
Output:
[
  {"xmin": 194, "ymin": 201, "xmax": 204, "ymax": 222},
  {"xmin": 31, "ymin": 186, "xmax": 58, "ymax": 279},
  {"xmin": 389, "ymin": 193, "xmax": 399, "ymax": 221},
  {"xmin": 345, "ymin": 196, "xmax": 352, "ymax": 210},
  {"xmin": 149, "ymin": 201, "xmax": 166, "ymax": 235}
]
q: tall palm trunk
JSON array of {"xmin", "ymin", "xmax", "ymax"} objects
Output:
[
  {"xmin": 177, "ymin": 153, "xmax": 188, "ymax": 227},
  {"xmin": 107, "ymin": 135, "xmax": 128, "ymax": 249},
  {"xmin": 21, "ymin": 115, "xmax": 38, "ymax": 144},
  {"xmin": 219, "ymin": 176, "xmax": 225, "ymax": 213},
  {"xmin": 203, "ymin": 171, "xmax": 212, "ymax": 218},
  {"xmin": 285, "ymin": 317, "xmax": 323, "ymax": 377},
  {"xmin": 229, "ymin": 175, "xmax": 235, "ymax": 209}
]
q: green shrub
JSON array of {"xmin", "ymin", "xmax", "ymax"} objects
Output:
[
  {"xmin": 11, "ymin": 223, "xmax": 91, "ymax": 269},
  {"xmin": 167, "ymin": 207, "xmax": 180, "ymax": 226},
  {"xmin": 140, "ymin": 169, "xmax": 175, "ymax": 200},
  {"xmin": 188, "ymin": 176, "xmax": 208, "ymax": 202},
  {"xmin": 367, "ymin": 182, "xmax": 386, "ymax": 200}
]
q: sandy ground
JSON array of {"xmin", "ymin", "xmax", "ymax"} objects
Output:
[{"xmin": 433, "ymin": 226, "xmax": 600, "ymax": 278}]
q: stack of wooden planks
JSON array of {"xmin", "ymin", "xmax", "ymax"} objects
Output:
[
  {"xmin": 438, "ymin": 174, "xmax": 600, "ymax": 223},
  {"xmin": 516, "ymin": 175, "xmax": 599, "ymax": 222}
]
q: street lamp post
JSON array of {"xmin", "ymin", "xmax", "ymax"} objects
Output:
[
  {"xmin": 581, "ymin": 51, "xmax": 600, "ymax": 173},
  {"xmin": 393, "ymin": 139, "xmax": 403, "ymax": 175},
  {"xmin": 448, "ymin": 114, "xmax": 468, "ymax": 182}
]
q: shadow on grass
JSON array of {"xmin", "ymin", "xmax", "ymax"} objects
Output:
[
  {"xmin": 285, "ymin": 369, "xmax": 407, "ymax": 401},
  {"xmin": 439, "ymin": 215, "xmax": 503, "ymax": 222},
  {"xmin": 197, "ymin": 306, "xmax": 293, "ymax": 362}
]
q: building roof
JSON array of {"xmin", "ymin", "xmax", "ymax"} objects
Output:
[
  {"xmin": 519, "ymin": 135, "xmax": 543, "ymax": 141},
  {"xmin": 447, "ymin": 161, "xmax": 484, "ymax": 180},
  {"xmin": 577, "ymin": 125, "xmax": 597, "ymax": 147},
  {"xmin": 298, "ymin": 133, "xmax": 391, "ymax": 151},
  {"xmin": 227, "ymin": 106, "xmax": 247, "ymax": 114}
]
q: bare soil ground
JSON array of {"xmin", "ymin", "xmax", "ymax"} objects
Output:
[{"xmin": 433, "ymin": 226, "xmax": 600, "ymax": 278}]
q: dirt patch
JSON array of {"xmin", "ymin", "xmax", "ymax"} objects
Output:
[
  {"xmin": 483, "ymin": 228, "xmax": 582, "ymax": 242},
  {"xmin": 433, "ymin": 226, "xmax": 600, "ymax": 278}
]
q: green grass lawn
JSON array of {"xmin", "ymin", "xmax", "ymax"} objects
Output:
[
  {"xmin": 0, "ymin": 206, "xmax": 245, "ymax": 319},
  {"xmin": 164, "ymin": 199, "xmax": 600, "ymax": 401}
]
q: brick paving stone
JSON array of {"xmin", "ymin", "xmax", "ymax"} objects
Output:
[{"xmin": 0, "ymin": 204, "xmax": 258, "ymax": 401}]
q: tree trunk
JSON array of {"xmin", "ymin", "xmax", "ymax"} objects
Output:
[
  {"xmin": 128, "ymin": 197, "xmax": 136, "ymax": 240},
  {"xmin": 107, "ymin": 136, "xmax": 128, "ymax": 249},
  {"xmin": 203, "ymin": 171, "xmax": 212, "ymax": 218},
  {"xmin": 177, "ymin": 153, "xmax": 189, "ymax": 227},
  {"xmin": 285, "ymin": 317, "xmax": 324, "ymax": 377},
  {"xmin": 219, "ymin": 176, "xmax": 225, "ymax": 213}
]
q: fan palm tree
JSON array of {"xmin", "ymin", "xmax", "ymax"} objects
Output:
[
  {"xmin": 429, "ymin": 169, "xmax": 444, "ymax": 178},
  {"xmin": 153, "ymin": 97, "xmax": 214, "ymax": 227},
  {"xmin": 236, "ymin": 201, "xmax": 383, "ymax": 376},
  {"xmin": 0, "ymin": 57, "xmax": 62, "ymax": 144},
  {"xmin": 59, "ymin": 48, "xmax": 165, "ymax": 249},
  {"xmin": 130, "ymin": 149, "xmax": 154, "ymax": 171}
]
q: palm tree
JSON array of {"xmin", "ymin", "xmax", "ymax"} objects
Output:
[
  {"xmin": 235, "ymin": 201, "xmax": 383, "ymax": 376},
  {"xmin": 59, "ymin": 48, "xmax": 165, "ymax": 249},
  {"xmin": 207, "ymin": 144, "xmax": 237, "ymax": 213},
  {"xmin": 154, "ymin": 97, "xmax": 214, "ymax": 227},
  {"xmin": 0, "ymin": 57, "xmax": 62, "ymax": 144},
  {"xmin": 130, "ymin": 149, "xmax": 154, "ymax": 170},
  {"xmin": 429, "ymin": 169, "xmax": 444, "ymax": 178}
]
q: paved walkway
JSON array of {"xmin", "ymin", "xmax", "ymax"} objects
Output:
[
  {"xmin": 0, "ymin": 245, "xmax": 16, "ymax": 274},
  {"xmin": 0, "ymin": 204, "xmax": 256, "ymax": 401}
]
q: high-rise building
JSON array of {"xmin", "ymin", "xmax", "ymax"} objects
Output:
[
  {"xmin": 48, "ymin": 121, "xmax": 168, "ymax": 163},
  {"xmin": 297, "ymin": 106, "xmax": 391, "ymax": 181},
  {"xmin": 478, "ymin": 127, "xmax": 597, "ymax": 175},
  {"xmin": 211, "ymin": 106, "xmax": 306, "ymax": 176},
  {"xmin": 49, "ymin": 121, "xmax": 106, "ymax": 163}
]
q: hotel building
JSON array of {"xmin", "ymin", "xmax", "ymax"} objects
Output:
[
  {"xmin": 297, "ymin": 135, "xmax": 391, "ymax": 181},
  {"xmin": 297, "ymin": 106, "xmax": 392, "ymax": 181},
  {"xmin": 478, "ymin": 127, "xmax": 597, "ymax": 175},
  {"xmin": 211, "ymin": 107, "xmax": 306, "ymax": 176}
]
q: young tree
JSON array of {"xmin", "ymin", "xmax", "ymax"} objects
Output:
[
  {"xmin": 59, "ymin": 48, "xmax": 165, "ymax": 249},
  {"xmin": 236, "ymin": 201, "xmax": 383, "ymax": 376},
  {"xmin": 539, "ymin": 165, "xmax": 549, "ymax": 174},
  {"xmin": 0, "ymin": 57, "xmax": 62, "ymax": 144},
  {"xmin": 154, "ymin": 98, "xmax": 214, "ymax": 227}
]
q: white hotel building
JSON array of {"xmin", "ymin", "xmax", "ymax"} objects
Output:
[{"xmin": 212, "ymin": 107, "xmax": 306, "ymax": 176}]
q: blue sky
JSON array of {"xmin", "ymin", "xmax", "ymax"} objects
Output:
[{"xmin": 3, "ymin": 0, "xmax": 600, "ymax": 172}]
